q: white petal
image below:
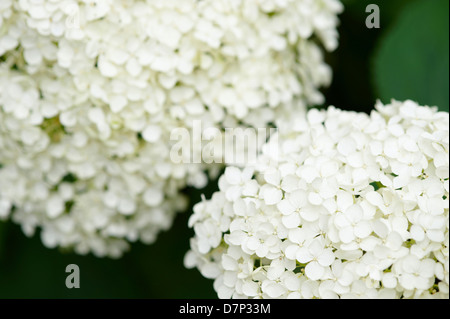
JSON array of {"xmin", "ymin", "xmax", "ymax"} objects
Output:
[
  {"xmin": 288, "ymin": 228, "xmax": 306, "ymax": 244},
  {"xmin": 264, "ymin": 169, "xmax": 281, "ymax": 186},
  {"xmin": 305, "ymin": 261, "xmax": 325, "ymax": 280},
  {"xmin": 225, "ymin": 185, "xmax": 241, "ymax": 202},
  {"xmin": 225, "ymin": 231, "xmax": 246, "ymax": 246},
  {"xmin": 285, "ymin": 245, "xmax": 299, "ymax": 260},
  {"xmin": 347, "ymin": 153, "xmax": 364, "ymax": 168},
  {"xmin": 242, "ymin": 90, "xmax": 264, "ymax": 109},
  {"xmin": 427, "ymin": 197, "xmax": 445, "ymax": 215},
  {"xmin": 336, "ymin": 191, "xmax": 354, "ymax": 211},
  {"xmin": 320, "ymin": 161, "xmax": 339, "ymax": 177},
  {"xmin": 387, "ymin": 230, "xmax": 404, "ymax": 250},
  {"xmin": 263, "ymin": 187, "xmax": 283, "ymax": 206},
  {"xmin": 419, "ymin": 259, "xmax": 436, "ymax": 278},
  {"xmin": 200, "ymin": 263, "xmax": 221, "ymax": 279},
  {"xmin": 267, "ymin": 259, "xmax": 285, "ymax": 280},
  {"xmin": 298, "ymin": 165, "xmax": 319, "ymax": 183},
  {"xmin": 337, "ymin": 137, "xmax": 356, "ymax": 156},
  {"xmin": 232, "ymin": 198, "xmax": 247, "ymax": 216},
  {"xmin": 41, "ymin": 229, "xmax": 58, "ymax": 248},
  {"xmin": 197, "ymin": 239, "xmax": 211, "ymax": 254},
  {"xmin": 46, "ymin": 196, "xmax": 64, "ymax": 218},
  {"xmin": 142, "ymin": 125, "xmax": 162, "ymax": 143},
  {"xmin": 241, "ymin": 167, "xmax": 255, "ymax": 181},
  {"xmin": 427, "ymin": 230, "xmax": 445, "ymax": 242},
  {"xmin": 222, "ymin": 255, "xmax": 238, "ymax": 271},
  {"xmin": 360, "ymin": 236, "xmax": 380, "ymax": 251},
  {"xmin": 223, "ymin": 271, "xmax": 237, "ymax": 287},
  {"xmin": 318, "ymin": 249, "xmax": 335, "ymax": 267},
  {"xmin": 281, "ymin": 175, "xmax": 300, "ymax": 192},
  {"xmin": 242, "ymin": 180, "xmax": 259, "ymax": 197},
  {"xmin": 98, "ymin": 57, "xmax": 118, "ymax": 77},
  {"xmin": 24, "ymin": 48, "xmax": 43, "ymax": 65},
  {"xmin": 381, "ymin": 273, "xmax": 397, "ymax": 289},
  {"xmin": 264, "ymin": 282, "xmax": 286, "ymax": 298},
  {"xmin": 308, "ymin": 192, "xmax": 323, "ymax": 205},
  {"xmin": 109, "ymin": 95, "xmax": 127, "ymax": 113},
  {"xmin": 118, "ymin": 198, "xmax": 136, "ymax": 215},
  {"xmin": 339, "ymin": 227, "xmax": 355, "ymax": 244},
  {"xmin": 384, "ymin": 138, "xmax": 399, "ymax": 158},
  {"xmin": 282, "ymin": 213, "xmax": 301, "ymax": 229},
  {"xmin": 345, "ymin": 204, "xmax": 363, "ymax": 222},
  {"xmin": 290, "ymin": 190, "xmax": 308, "ymax": 208},
  {"xmin": 354, "ymin": 221, "xmax": 372, "ymax": 238},
  {"xmin": 218, "ymin": 88, "xmax": 237, "ymax": 108},
  {"xmin": 246, "ymin": 237, "xmax": 260, "ymax": 251},
  {"xmin": 369, "ymin": 141, "xmax": 383, "ymax": 156},
  {"xmin": 307, "ymin": 109, "xmax": 326, "ymax": 124},
  {"xmin": 242, "ymin": 281, "xmax": 259, "ymax": 297},
  {"xmin": 393, "ymin": 174, "xmax": 411, "ymax": 189},
  {"xmin": 256, "ymin": 244, "xmax": 269, "ymax": 258},
  {"xmin": 277, "ymin": 199, "xmax": 295, "ymax": 216},
  {"xmin": 296, "ymin": 247, "xmax": 313, "ymax": 263},
  {"xmin": 334, "ymin": 213, "xmax": 350, "ymax": 228},
  {"xmin": 143, "ymin": 188, "xmax": 164, "ymax": 207},
  {"xmin": 371, "ymin": 219, "xmax": 389, "ymax": 238},
  {"xmin": 410, "ymin": 225, "xmax": 425, "ymax": 241},
  {"xmin": 300, "ymin": 206, "xmax": 319, "ymax": 222},
  {"xmin": 225, "ymin": 167, "xmax": 242, "ymax": 185},
  {"xmin": 0, "ymin": 199, "xmax": 12, "ymax": 218},
  {"xmin": 126, "ymin": 58, "xmax": 142, "ymax": 76},
  {"xmin": 398, "ymin": 274, "xmax": 416, "ymax": 290},
  {"xmin": 151, "ymin": 56, "xmax": 174, "ymax": 72},
  {"xmin": 366, "ymin": 191, "xmax": 384, "ymax": 207},
  {"xmin": 282, "ymin": 272, "xmax": 301, "ymax": 291}
]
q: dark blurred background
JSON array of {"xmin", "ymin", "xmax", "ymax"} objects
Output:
[{"xmin": 0, "ymin": 0, "xmax": 448, "ymax": 298}]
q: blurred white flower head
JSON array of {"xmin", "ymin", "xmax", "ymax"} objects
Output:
[
  {"xmin": 185, "ymin": 100, "xmax": 449, "ymax": 299},
  {"xmin": 0, "ymin": 0, "xmax": 343, "ymax": 257}
]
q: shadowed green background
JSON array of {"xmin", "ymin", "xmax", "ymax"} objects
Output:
[{"xmin": 0, "ymin": 0, "xmax": 448, "ymax": 298}]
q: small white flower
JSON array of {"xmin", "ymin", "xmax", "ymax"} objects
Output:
[
  {"xmin": 395, "ymin": 255, "xmax": 437, "ymax": 291},
  {"xmin": 333, "ymin": 204, "xmax": 372, "ymax": 244},
  {"xmin": 296, "ymin": 237, "xmax": 335, "ymax": 280},
  {"xmin": 260, "ymin": 169, "xmax": 284, "ymax": 205}
]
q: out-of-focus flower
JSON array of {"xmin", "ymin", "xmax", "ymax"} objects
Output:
[{"xmin": 0, "ymin": 0, "xmax": 343, "ymax": 257}]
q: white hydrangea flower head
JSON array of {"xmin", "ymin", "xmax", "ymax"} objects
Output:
[
  {"xmin": 185, "ymin": 100, "xmax": 449, "ymax": 299},
  {"xmin": 0, "ymin": 1, "xmax": 343, "ymax": 257}
]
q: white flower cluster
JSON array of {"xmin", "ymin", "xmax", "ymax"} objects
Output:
[
  {"xmin": 0, "ymin": 1, "xmax": 342, "ymax": 257},
  {"xmin": 185, "ymin": 100, "xmax": 449, "ymax": 299}
]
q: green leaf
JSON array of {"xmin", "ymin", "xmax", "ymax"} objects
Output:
[
  {"xmin": 0, "ymin": 221, "xmax": 6, "ymax": 259},
  {"xmin": 373, "ymin": 0, "xmax": 449, "ymax": 112}
]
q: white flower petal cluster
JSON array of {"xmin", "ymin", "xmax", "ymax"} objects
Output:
[
  {"xmin": 0, "ymin": 1, "xmax": 342, "ymax": 257},
  {"xmin": 185, "ymin": 100, "xmax": 449, "ymax": 299}
]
